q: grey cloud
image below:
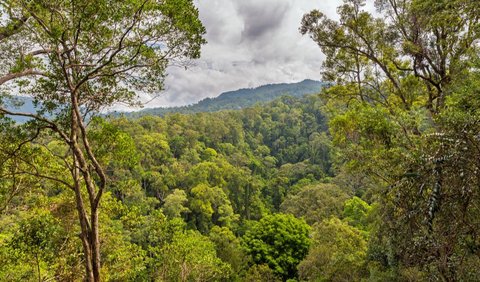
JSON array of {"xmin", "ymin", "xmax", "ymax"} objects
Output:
[
  {"xmin": 197, "ymin": 1, "xmax": 243, "ymax": 44},
  {"xmin": 235, "ymin": 0, "xmax": 290, "ymax": 41}
]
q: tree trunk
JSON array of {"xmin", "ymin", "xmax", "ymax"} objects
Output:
[
  {"xmin": 74, "ymin": 189, "xmax": 95, "ymax": 281},
  {"xmin": 70, "ymin": 101, "xmax": 103, "ymax": 281},
  {"xmin": 72, "ymin": 162, "xmax": 95, "ymax": 281},
  {"xmin": 91, "ymin": 209, "xmax": 101, "ymax": 281},
  {"xmin": 74, "ymin": 186, "xmax": 101, "ymax": 282}
]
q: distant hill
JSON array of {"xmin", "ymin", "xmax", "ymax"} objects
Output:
[
  {"xmin": 3, "ymin": 80, "xmax": 326, "ymax": 122},
  {"xmin": 115, "ymin": 79, "xmax": 326, "ymax": 118}
]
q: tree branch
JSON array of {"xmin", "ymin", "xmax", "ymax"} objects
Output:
[
  {"xmin": 0, "ymin": 15, "xmax": 28, "ymax": 41},
  {"xmin": 0, "ymin": 69, "xmax": 49, "ymax": 86},
  {"xmin": 0, "ymin": 107, "xmax": 71, "ymax": 143}
]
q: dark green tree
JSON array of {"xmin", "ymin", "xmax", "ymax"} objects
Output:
[{"xmin": 242, "ymin": 213, "xmax": 310, "ymax": 280}]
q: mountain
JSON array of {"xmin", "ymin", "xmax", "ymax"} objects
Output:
[
  {"xmin": 2, "ymin": 80, "xmax": 326, "ymax": 122},
  {"xmin": 115, "ymin": 79, "xmax": 326, "ymax": 118}
]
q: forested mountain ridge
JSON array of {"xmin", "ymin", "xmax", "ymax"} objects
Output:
[
  {"xmin": 118, "ymin": 79, "xmax": 326, "ymax": 117},
  {"xmin": 4, "ymin": 80, "xmax": 326, "ymax": 122}
]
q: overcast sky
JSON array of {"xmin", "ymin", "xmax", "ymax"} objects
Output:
[{"xmin": 141, "ymin": 0, "xmax": 344, "ymax": 109}]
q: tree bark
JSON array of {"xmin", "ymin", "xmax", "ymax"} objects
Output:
[{"xmin": 69, "ymin": 93, "xmax": 103, "ymax": 281}]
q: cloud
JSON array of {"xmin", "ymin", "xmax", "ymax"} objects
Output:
[
  {"xmin": 236, "ymin": 0, "xmax": 290, "ymax": 41},
  {"xmin": 139, "ymin": 0, "xmax": 344, "ymax": 109}
]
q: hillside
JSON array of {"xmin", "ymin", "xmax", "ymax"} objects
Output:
[
  {"xmin": 119, "ymin": 79, "xmax": 326, "ymax": 118},
  {"xmin": 1, "ymin": 93, "xmax": 334, "ymax": 281}
]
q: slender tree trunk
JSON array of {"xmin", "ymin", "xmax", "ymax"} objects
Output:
[
  {"xmin": 72, "ymin": 159, "xmax": 102, "ymax": 281},
  {"xmin": 70, "ymin": 96, "xmax": 102, "ymax": 281},
  {"xmin": 77, "ymin": 214, "xmax": 94, "ymax": 282},
  {"xmin": 72, "ymin": 157, "xmax": 95, "ymax": 281},
  {"xmin": 91, "ymin": 208, "xmax": 101, "ymax": 281}
]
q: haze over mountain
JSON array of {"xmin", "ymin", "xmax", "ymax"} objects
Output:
[{"xmin": 3, "ymin": 80, "xmax": 325, "ymax": 123}]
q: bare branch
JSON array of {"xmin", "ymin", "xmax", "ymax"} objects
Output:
[{"xmin": 0, "ymin": 69, "xmax": 49, "ymax": 86}]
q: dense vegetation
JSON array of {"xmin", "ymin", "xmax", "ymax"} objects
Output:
[
  {"xmin": 1, "ymin": 0, "xmax": 480, "ymax": 281},
  {"xmin": 117, "ymin": 79, "xmax": 327, "ymax": 118},
  {"xmin": 1, "ymin": 94, "xmax": 351, "ymax": 280}
]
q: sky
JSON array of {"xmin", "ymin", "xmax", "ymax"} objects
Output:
[{"xmin": 141, "ymin": 0, "xmax": 344, "ymax": 109}]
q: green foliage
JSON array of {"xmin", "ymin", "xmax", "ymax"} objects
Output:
[
  {"xmin": 162, "ymin": 189, "xmax": 189, "ymax": 219},
  {"xmin": 0, "ymin": 92, "xmax": 332, "ymax": 279},
  {"xmin": 209, "ymin": 226, "xmax": 250, "ymax": 279},
  {"xmin": 136, "ymin": 133, "xmax": 172, "ymax": 169},
  {"xmin": 298, "ymin": 218, "xmax": 368, "ymax": 281},
  {"xmin": 101, "ymin": 220, "xmax": 148, "ymax": 281},
  {"xmin": 342, "ymin": 196, "xmax": 372, "ymax": 231},
  {"xmin": 242, "ymin": 213, "xmax": 311, "ymax": 280},
  {"xmin": 0, "ymin": 191, "xmax": 83, "ymax": 281},
  {"xmin": 244, "ymin": 264, "xmax": 281, "ymax": 282},
  {"xmin": 1, "ymin": 0, "xmax": 207, "ymax": 280},
  {"xmin": 8, "ymin": 211, "xmax": 64, "ymax": 281},
  {"xmin": 1, "ymin": 0, "xmax": 478, "ymax": 279},
  {"xmin": 280, "ymin": 183, "xmax": 350, "ymax": 225},
  {"xmin": 11, "ymin": 211, "xmax": 62, "ymax": 260},
  {"xmin": 156, "ymin": 230, "xmax": 231, "ymax": 281},
  {"xmin": 301, "ymin": 0, "xmax": 480, "ymax": 279},
  {"xmin": 88, "ymin": 117, "xmax": 139, "ymax": 168},
  {"xmin": 110, "ymin": 94, "xmax": 332, "ymax": 225},
  {"xmin": 376, "ymin": 68, "xmax": 480, "ymax": 280},
  {"xmin": 189, "ymin": 184, "xmax": 238, "ymax": 232},
  {"xmin": 0, "ymin": 0, "xmax": 344, "ymax": 280}
]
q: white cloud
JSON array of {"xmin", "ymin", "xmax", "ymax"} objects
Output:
[{"xmin": 141, "ymin": 0, "xmax": 345, "ymax": 109}]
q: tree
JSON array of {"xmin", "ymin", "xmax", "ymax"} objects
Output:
[
  {"xmin": 301, "ymin": 0, "xmax": 480, "ymax": 279},
  {"xmin": 9, "ymin": 211, "xmax": 64, "ymax": 282},
  {"xmin": 189, "ymin": 183, "xmax": 238, "ymax": 233},
  {"xmin": 163, "ymin": 189, "xmax": 189, "ymax": 219},
  {"xmin": 378, "ymin": 69, "xmax": 480, "ymax": 280},
  {"xmin": 280, "ymin": 183, "xmax": 349, "ymax": 225},
  {"xmin": 244, "ymin": 264, "xmax": 281, "ymax": 282},
  {"xmin": 242, "ymin": 213, "xmax": 311, "ymax": 280},
  {"xmin": 209, "ymin": 226, "xmax": 250, "ymax": 279},
  {"xmin": 298, "ymin": 218, "xmax": 368, "ymax": 281},
  {"xmin": 0, "ymin": 122, "xmax": 43, "ymax": 214},
  {"xmin": 342, "ymin": 196, "xmax": 371, "ymax": 231},
  {"xmin": 0, "ymin": 0, "xmax": 205, "ymax": 280},
  {"xmin": 301, "ymin": 0, "xmax": 479, "ymax": 116},
  {"xmin": 157, "ymin": 230, "xmax": 231, "ymax": 282}
]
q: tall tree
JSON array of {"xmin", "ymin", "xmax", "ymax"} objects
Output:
[
  {"xmin": 302, "ymin": 0, "xmax": 480, "ymax": 279},
  {"xmin": 0, "ymin": 0, "xmax": 205, "ymax": 280},
  {"xmin": 301, "ymin": 0, "xmax": 479, "ymax": 116}
]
